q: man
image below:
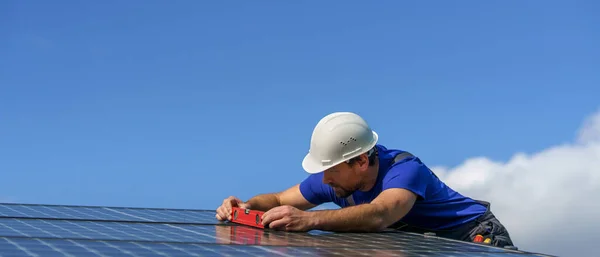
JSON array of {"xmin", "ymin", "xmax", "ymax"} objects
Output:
[{"xmin": 216, "ymin": 112, "xmax": 514, "ymax": 247}]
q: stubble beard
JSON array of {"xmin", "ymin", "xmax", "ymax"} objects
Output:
[{"xmin": 332, "ymin": 184, "xmax": 358, "ymax": 198}]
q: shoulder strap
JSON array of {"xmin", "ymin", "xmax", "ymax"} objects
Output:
[
  {"xmin": 344, "ymin": 151, "xmax": 415, "ymax": 206},
  {"xmin": 393, "ymin": 151, "xmax": 414, "ymax": 164}
]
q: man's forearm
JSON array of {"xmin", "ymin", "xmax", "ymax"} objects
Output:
[
  {"xmin": 245, "ymin": 193, "xmax": 281, "ymax": 211},
  {"xmin": 308, "ymin": 203, "xmax": 389, "ymax": 232}
]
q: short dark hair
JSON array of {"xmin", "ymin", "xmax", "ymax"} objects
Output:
[{"xmin": 346, "ymin": 147, "xmax": 377, "ymax": 167}]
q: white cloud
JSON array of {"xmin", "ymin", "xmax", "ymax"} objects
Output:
[{"xmin": 431, "ymin": 109, "xmax": 600, "ymax": 257}]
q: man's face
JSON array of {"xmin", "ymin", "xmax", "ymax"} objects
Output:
[{"xmin": 322, "ymin": 155, "xmax": 369, "ymax": 198}]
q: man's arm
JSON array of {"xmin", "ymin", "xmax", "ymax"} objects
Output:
[
  {"xmin": 246, "ymin": 184, "xmax": 317, "ymax": 211},
  {"xmin": 217, "ymin": 177, "xmax": 327, "ymax": 221},
  {"xmin": 308, "ymin": 188, "xmax": 417, "ymax": 232}
]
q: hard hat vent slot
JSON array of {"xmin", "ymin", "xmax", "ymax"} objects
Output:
[{"xmin": 340, "ymin": 137, "xmax": 357, "ymax": 146}]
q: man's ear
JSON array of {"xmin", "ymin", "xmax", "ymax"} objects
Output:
[{"xmin": 356, "ymin": 153, "xmax": 370, "ymax": 170}]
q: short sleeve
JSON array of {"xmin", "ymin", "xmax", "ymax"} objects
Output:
[
  {"xmin": 299, "ymin": 173, "xmax": 336, "ymax": 205},
  {"xmin": 382, "ymin": 158, "xmax": 431, "ymax": 200}
]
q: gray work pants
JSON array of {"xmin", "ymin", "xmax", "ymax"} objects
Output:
[{"xmin": 391, "ymin": 201, "xmax": 514, "ymax": 248}]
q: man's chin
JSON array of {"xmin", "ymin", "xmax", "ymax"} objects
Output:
[{"xmin": 334, "ymin": 190, "xmax": 351, "ymax": 198}]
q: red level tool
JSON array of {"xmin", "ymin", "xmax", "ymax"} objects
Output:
[{"xmin": 230, "ymin": 207, "xmax": 265, "ymax": 229}]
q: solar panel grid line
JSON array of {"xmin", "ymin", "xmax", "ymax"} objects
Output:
[
  {"xmin": 68, "ymin": 239, "xmax": 113, "ymax": 257},
  {"xmin": 164, "ymin": 224, "xmax": 221, "ymax": 242},
  {"xmin": 101, "ymin": 208, "xmax": 154, "ymax": 222},
  {"xmin": 139, "ymin": 221, "xmax": 214, "ymax": 243},
  {"xmin": 38, "ymin": 205, "xmax": 95, "ymax": 220},
  {"xmin": 4, "ymin": 239, "xmax": 46, "ymax": 257},
  {"xmin": 89, "ymin": 221, "xmax": 182, "ymax": 243},
  {"xmin": 40, "ymin": 219, "xmax": 99, "ymax": 240},
  {"xmin": 36, "ymin": 238, "xmax": 78, "ymax": 257},
  {"xmin": 34, "ymin": 239, "xmax": 99, "ymax": 257},
  {"xmin": 78, "ymin": 241, "xmax": 126, "ymax": 257},
  {"xmin": 152, "ymin": 243, "xmax": 202, "ymax": 257},
  {"xmin": 0, "ymin": 205, "xmax": 32, "ymax": 218},
  {"xmin": 26, "ymin": 219, "xmax": 108, "ymax": 241},
  {"xmin": 1, "ymin": 237, "xmax": 40, "ymax": 257},
  {"xmin": 0, "ymin": 205, "xmax": 41, "ymax": 219},
  {"xmin": 15, "ymin": 219, "xmax": 74, "ymax": 241},
  {"xmin": 0, "ymin": 205, "xmax": 105, "ymax": 222},
  {"xmin": 72, "ymin": 207, "xmax": 130, "ymax": 221},
  {"xmin": 97, "ymin": 241, "xmax": 145, "ymax": 257},
  {"xmin": 131, "ymin": 241, "xmax": 181, "ymax": 257},
  {"xmin": 119, "ymin": 209, "xmax": 164, "ymax": 222},
  {"xmin": 124, "ymin": 208, "xmax": 218, "ymax": 225},
  {"xmin": 0, "ymin": 220, "xmax": 30, "ymax": 237},
  {"xmin": 91, "ymin": 220, "xmax": 160, "ymax": 241},
  {"xmin": 66, "ymin": 240, "xmax": 123, "ymax": 257},
  {"xmin": 173, "ymin": 243, "xmax": 243, "ymax": 257},
  {"xmin": 62, "ymin": 220, "xmax": 127, "ymax": 241},
  {"xmin": 124, "ymin": 209, "xmax": 189, "ymax": 222},
  {"xmin": 76, "ymin": 219, "xmax": 152, "ymax": 242},
  {"xmin": 253, "ymin": 246, "xmax": 295, "ymax": 257}
]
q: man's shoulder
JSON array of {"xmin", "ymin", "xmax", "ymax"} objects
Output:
[
  {"xmin": 375, "ymin": 144, "xmax": 421, "ymax": 167},
  {"xmin": 376, "ymin": 144, "xmax": 435, "ymax": 184},
  {"xmin": 374, "ymin": 144, "xmax": 407, "ymax": 157}
]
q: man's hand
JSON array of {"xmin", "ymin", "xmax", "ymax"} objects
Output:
[
  {"xmin": 261, "ymin": 205, "xmax": 314, "ymax": 232},
  {"xmin": 216, "ymin": 196, "xmax": 251, "ymax": 221}
]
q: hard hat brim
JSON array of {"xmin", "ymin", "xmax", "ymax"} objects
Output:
[{"xmin": 301, "ymin": 131, "xmax": 379, "ymax": 174}]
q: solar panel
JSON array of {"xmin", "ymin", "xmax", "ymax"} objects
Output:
[
  {"xmin": 0, "ymin": 237, "xmax": 548, "ymax": 257},
  {"xmin": 0, "ymin": 203, "xmax": 553, "ymax": 257},
  {"xmin": 0, "ymin": 203, "xmax": 216, "ymax": 224}
]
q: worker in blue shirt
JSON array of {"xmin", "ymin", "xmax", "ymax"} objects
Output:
[{"xmin": 216, "ymin": 112, "xmax": 514, "ymax": 247}]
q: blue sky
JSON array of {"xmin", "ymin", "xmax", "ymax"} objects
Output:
[{"xmin": 1, "ymin": 1, "xmax": 598, "ymax": 210}]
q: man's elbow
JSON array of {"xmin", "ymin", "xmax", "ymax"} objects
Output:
[
  {"xmin": 364, "ymin": 206, "xmax": 396, "ymax": 232},
  {"xmin": 369, "ymin": 216, "xmax": 389, "ymax": 232},
  {"xmin": 369, "ymin": 203, "xmax": 411, "ymax": 232}
]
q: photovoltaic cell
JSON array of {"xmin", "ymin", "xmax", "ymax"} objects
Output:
[
  {"xmin": 0, "ymin": 203, "xmax": 216, "ymax": 224},
  {"xmin": 0, "ymin": 203, "xmax": 553, "ymax": 257}
]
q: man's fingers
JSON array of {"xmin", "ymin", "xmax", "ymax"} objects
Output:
[
  {"xmin": 215, "ymin": 196, "xmax": 247, "ymax": 221},
  {"xmin": 267, "ymin": 218, "xmax": 288, "ymax": 230},
  {"xmin": 216, "ymin": 207, "xmax": 226, "ymax": 221},
  {"xmin": 225, "ymin": 196, "xmax": 241, "ymax": 206},
  {"xmin": 261, "ymin": 207, "xmax": 284, "ymax": 226},
  {"xmin": 216, "ymin": 205, "xmax": 231, "ymax": 221},
  {"xmin": 223, "ymin": 198, "xmax": 238, "ymax": 219}
]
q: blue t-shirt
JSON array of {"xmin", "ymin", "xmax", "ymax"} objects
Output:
[{"xmin": 299, "ymin": 144, "xmax": 487, "ymax": 230}]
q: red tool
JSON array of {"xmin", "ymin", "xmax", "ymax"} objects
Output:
[{"xmin": 230, "ymin": 207, "xmax": 265, "ymax": 229}]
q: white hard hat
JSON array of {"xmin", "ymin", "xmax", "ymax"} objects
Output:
[{"xmin": 302, "ymin": 112, "xmax": 379, "ymax": 174}]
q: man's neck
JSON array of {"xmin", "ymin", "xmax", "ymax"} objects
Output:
[{"xmin": 359, "ymin": 159, "xmax": 379, "ymax": 192}]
